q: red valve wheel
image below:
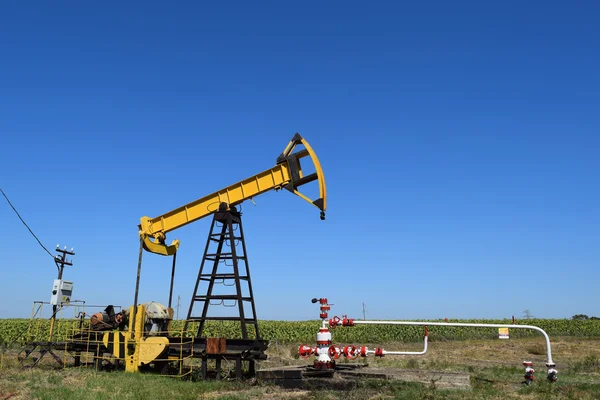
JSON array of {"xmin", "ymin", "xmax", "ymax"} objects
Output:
[
  {"xmin": 343, "ymin": 345, "xmax": 359, "ymax": 360},
  {"xmin": 328, "ymin": 345, "xmax": 341, "ymax": 359},
  {"xmin": 329, "ymin": 316, "xmax": 341, "ymax": 328},
  {"xmin": 298, "ymin": 345, "xmax": 313, "ymax": 359}
]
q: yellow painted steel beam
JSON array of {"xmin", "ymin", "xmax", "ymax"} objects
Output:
[
  {"xmin": 139, "ymin": 133, "xmax": 326, "ymax": 256},
  {"xmin": 123, "ymin": 304, "xmax": 170, "ymax": 372},
  {"xmin": 125, "ymin": 304, "xmax": 143, "ymax": 372}
]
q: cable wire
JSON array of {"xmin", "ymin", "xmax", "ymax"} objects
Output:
[{"xmin": 0, "ymin": 187, "xmax": 54, "ymax": 258}]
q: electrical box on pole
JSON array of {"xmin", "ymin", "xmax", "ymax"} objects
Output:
[
  {"xmin": 50, "ymin": 279, "xmax": 73, "ymax": 305},
  {"xmin": 48, "ymin": 244, "xmax": 75, "ymax": 341}
]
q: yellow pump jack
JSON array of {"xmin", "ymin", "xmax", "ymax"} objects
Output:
[{"xmin": 116, "ymin": 133, "xmax": 327, "ymax": 374}]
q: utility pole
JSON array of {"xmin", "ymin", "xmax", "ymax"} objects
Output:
[
  {"xmin": 362, "ymin": 302, "xmax": 367, "ymax": 320},
  {"xmin": 48, "ymin": 245, "xmax": 75, "ymax": 341}
]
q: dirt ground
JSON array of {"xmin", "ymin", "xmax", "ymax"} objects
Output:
[{"xmin": 260, "ymin": 336, "xmax": 600, "ymax": 372}]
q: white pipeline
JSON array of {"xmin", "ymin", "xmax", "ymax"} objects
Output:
[
  {"xmin": 351, "ymin": 320, "xmax": 555, "ymax": 367},
  {"xmin": 368, "ymin": 334, "xmax": 428, "ymax": 356},
  {"xmin": 385, "ymin": 334, "xmax": 428, "ymax": 355}
]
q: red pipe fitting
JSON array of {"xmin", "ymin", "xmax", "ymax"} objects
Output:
[
  {"xmin": 375, "ymin": 347, "xmax": 385, "ymax": 357},
  {"xmin": 523, "ymin": 361, "xmax": 535, "ymax": 384},
  {"xmin": 360, "ymin": 346, "xmax": 368, "ymax": 357},
  {"xmin": 342, "ymin": 316, "xmax": 354, "ymax": 326},
  {"xmin": 298, "ymin": 345, "xmax": 315, "ymax": 359},
  {"xmin": 329, "ymin": 316, "xmax": 341, "ymax": 328}
]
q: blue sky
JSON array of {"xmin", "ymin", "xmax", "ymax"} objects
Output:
[{"xmin": 1, "ymin": 1, "xmax": 598, "ymax": 321}]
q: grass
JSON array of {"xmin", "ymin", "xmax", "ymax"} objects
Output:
[
  {"xmin": 569, "ymin": 354, "xmax": 600, "ymax": 373},
  {"xmin": 0, "ymin": 368, "xmax": 248, "ymax": 400},
  {"xmin": 1, "ymin": 337, "xmax": 600, "ymax": 399}
]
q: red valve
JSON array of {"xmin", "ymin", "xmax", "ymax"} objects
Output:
[
  {"xmin": 319, "ymin": 298, "xmax": 328, "ymax": 304},
  {"xmin": 343, "ymin": 345, "xmax": 359, "ymax": 360},
  {"xmin": 342, "ymin": 316, "xmax": 355, "ymax": 326},
  {"xmin": 298, "ymin": 345, "xmax": 314, "ymax": 359},
  {"xmin": 375, "ymin": 348, "xmax": 385, "ymax": 357},
  {"xmin": 329, "ymin": 316, "xmax": 341, "ymax": 328},
  {"xmin": 328, "ymin": 345, "xmax": 341, "ymax": 359}
]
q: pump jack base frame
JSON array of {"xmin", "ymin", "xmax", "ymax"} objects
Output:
[
  {"xmin": 18, "ymin": 341, "xmax": 66, "ymax": 369},
  {"xmin": 168, "ymin": 337, "xmax": 269, "ymax": 380},
  {"xmin": 17, "ymin": 335, "xmax": 268, "ymax": 381},
  {"xmin": 256, "ymin": 364, "xmax": 472, "ymax": 390}
]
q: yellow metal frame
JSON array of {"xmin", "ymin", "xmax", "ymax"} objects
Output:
[
  {"xmin": 49, "ymin": 307, "xmax": 193, "ymax": 376},
  {"xmin": 280, "ymin": 133, "xmax": 327, "ymax": 213},
  {"xmin": 122, "ymin": 304, "xmax": 170, "ymax": 372},
  {"xmin": 138, "ymin": 133, "xmax": 327, "ymax": 256}
]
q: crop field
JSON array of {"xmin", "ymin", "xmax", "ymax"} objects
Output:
[
  {"xmin": 1, "ymin": 318, "xmax": 600, "ymax": 399},
  {"xmin": 3, "ymin": 318, "xmax": 600, "ymax": 345}
]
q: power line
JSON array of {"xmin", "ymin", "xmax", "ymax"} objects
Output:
[{"xmin": 0, "ymin": 186, "xmax": 54, "ymax": 259}]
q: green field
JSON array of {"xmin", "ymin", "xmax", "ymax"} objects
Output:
[{"xmin": 2, "ymin": 318, "xmax": 600, "ymax": 346}]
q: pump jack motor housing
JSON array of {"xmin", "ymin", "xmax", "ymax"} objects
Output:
[{"xmin": 138, "ymin": 133, "xmax": 327, "ymax": 256}]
